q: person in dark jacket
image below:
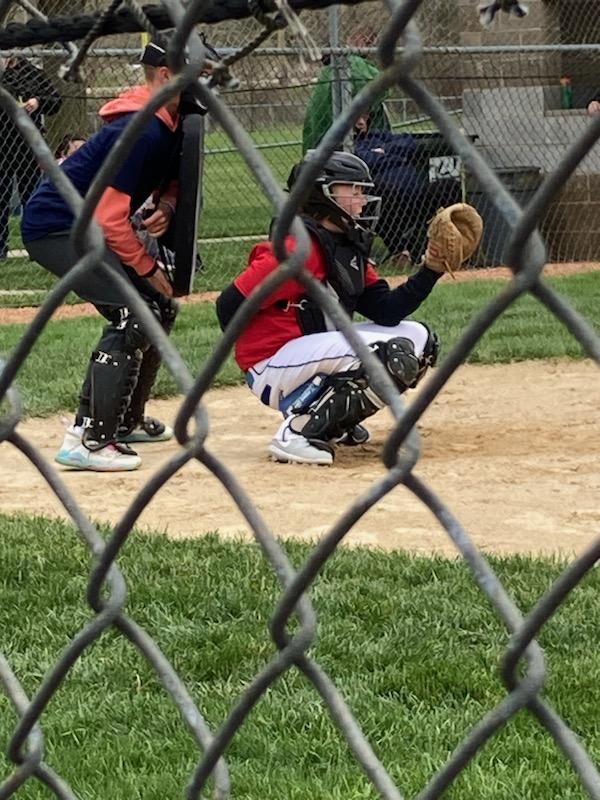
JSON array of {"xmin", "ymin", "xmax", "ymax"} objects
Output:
[
  {"xmin": 353, "ymin": 113, "xmax": 461, "ymax": 263},
  {"xmin": 0, "ymin": 55, "xmax": 62, "ymax": 258}
]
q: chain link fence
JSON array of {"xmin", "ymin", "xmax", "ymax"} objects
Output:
[
  {"xmin": 1, "ymin": 0, "xmax": 600, "ymax": 797},
  {"xmin": 0, "ymin": 0, "xmax": 599, "ymax": 299}
]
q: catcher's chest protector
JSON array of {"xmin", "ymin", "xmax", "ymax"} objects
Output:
[{"xmin": 302, "ymin": 217, "xmax": 367, "ymax": 316}]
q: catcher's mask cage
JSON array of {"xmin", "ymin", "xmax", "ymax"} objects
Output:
[{"xmin": 289, "ymin": 151, "xmax": 382, "ymax": 235}]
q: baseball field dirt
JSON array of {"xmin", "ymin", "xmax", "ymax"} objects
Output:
[{"xmin": 1, "ymin": 359, "xmax": 598, "ymax": 557}]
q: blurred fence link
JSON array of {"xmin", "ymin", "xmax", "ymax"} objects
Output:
[{"xmin": 1, "ymin": 5, "xmax": 600, "ymax": 796}]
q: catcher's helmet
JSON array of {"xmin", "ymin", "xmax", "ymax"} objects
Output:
[
  {"xmin": 287, "ymin": 150, "xmax": 381, "ymax": 235},
  {"xmin": 141, "ymin": 35, "xmax": 221, "ymax": 117},
  {"xmin": 140, "ymin": 33, "xmax": 219, "ymax": 69}
]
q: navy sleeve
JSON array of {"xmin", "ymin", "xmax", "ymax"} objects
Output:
[
  {"xmin": 355, "ymin": 266, "xmax": 441, "ymax": 325},
  {"xmin": 216, "ymin": 283, "xmax": 246, "ymax": 331},
  {"xmin": 111, "ymin": 128, "xmax": 153, "ymax": 197}
]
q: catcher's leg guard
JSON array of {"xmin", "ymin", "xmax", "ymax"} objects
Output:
[
  {"xmin": 336, "ymin": 423, "xmax": 370, "ymax": 446},
  {"xmin": 82, "ymin": 314, "xmax": 148, "ymax": 450},
  {"xmin": 291, "ymin": 370, "xmax": 384, "ymax": 443},
  {"xmin": 119, "ymin": 297, "xmax": 179, "ymax": 439},
  {"xmin": 280, "ymin": 333, "xmax": 439, "ymax": 451}
]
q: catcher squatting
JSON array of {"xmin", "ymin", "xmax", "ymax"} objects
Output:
[{"xmin": 217, "ymin": 151, "xmax": 483, "ymax": 466}]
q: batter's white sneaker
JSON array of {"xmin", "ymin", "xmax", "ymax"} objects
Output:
[
  {"xmin": 55, "ymin": 426, "xmax": 141, "ymax": 472},
  {"xmin": 268, "ymin": 417, "xmax": 333, "ymax": 465}
]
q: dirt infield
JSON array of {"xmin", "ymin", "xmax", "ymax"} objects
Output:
[{"xmin": 1, "ymin": 359, "xmax": 599, "ymax": 557}]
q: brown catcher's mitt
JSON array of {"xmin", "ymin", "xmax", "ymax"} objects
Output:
[{"xmin": 423, "ymin": 203, "xmax": 483, "ymax": 277}]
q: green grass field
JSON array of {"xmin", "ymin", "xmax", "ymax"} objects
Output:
[
  {"xmin": 0, "ymin": 270, "xmax": 598, "ymax": 417},
  {"xmin": 1, "ymin": 264, "xmax": 599, "ymax": 797},
  {"xmin": 1, "ymin": 515, "xmax": 599, "ymax": 799}
]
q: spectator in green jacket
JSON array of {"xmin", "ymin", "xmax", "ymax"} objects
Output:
[{"xmin": 302, "ymin": 30, "xmax": 390, "ymax": 154}]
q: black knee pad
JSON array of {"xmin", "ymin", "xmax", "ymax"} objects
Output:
[
  {"xmin": 370, "ymin": 327, "xmax": 439, "ymax": 391},
  {"xmin": 124, "ymin": 314, "xmax": 149, "ymax": 353},
  {"xmin": 370, "ymin": 337, "xmax": 421, "ymax": 392},
  {"xmin": 158, "ymin": 297, "xmax": 179, "ymax": 333},
  {"xmin": 148, "ymin": 296, "xmax": 179, "ymax": 334}
]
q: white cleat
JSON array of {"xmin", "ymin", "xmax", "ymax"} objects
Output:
[
  {"xmin": 268, "ymin": 418, "xmax": 333, "ymax": 465},
  {"xmin": 55, "ymin": 427, "xmax": 141, "ymax": 472}
]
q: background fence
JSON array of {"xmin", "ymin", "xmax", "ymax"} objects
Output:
[{"xmin": 1, "ymin": 0, "xmax": 600, "ymax": 297}]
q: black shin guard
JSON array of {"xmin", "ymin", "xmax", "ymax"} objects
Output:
[
  {"xmin": 120, "ymin": 298, "xmax": 178, "ymax": 436},
  {"xmin": 120, "ymin": 345, "xmax": 160, "ymax": 435},
  {"xmin": 84, "ymin": 348, "xmax": 142, "ymax": 449},
  {"xmin": 82, "ymin": 313, "xmax": 148, "ymax": 449},
  {"xmin": 294, "ymin": 372, "xmax": 383, "ymax": 442}
]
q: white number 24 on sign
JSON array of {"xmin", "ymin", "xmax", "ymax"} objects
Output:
[{"xmin": 429, "ymin": 155, "xmax": 462, "ymax": 181}]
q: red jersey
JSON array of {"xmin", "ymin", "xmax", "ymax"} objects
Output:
[{"xmin": 233, "ymin": 233, "xmax": 380, "ymax": 371}]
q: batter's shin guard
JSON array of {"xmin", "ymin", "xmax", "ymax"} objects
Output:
[
  {"xmin": 84, "ymin": 348, "xmax": 143, "ymax": 449},
  {"xmin": 121, "ymin": 299, "xmax": 179, "ymax": 435}
]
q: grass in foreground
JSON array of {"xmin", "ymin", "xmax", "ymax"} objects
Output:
[
  {"xmin": 0, "ymin": 270, "xmax": 598, "ymax": 418},
  {"xmin": 1, "ymin": 514, "xmax": 599, "ymax": 799}
]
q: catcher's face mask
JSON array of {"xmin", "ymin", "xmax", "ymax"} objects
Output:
[{"xmin": 324, "ymin": 180, "xmax": 381, "ymax": 233}]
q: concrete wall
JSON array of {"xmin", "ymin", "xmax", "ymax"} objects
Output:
[
  {"xmin": 462, "ymin": 84, "xmax": 600, "ymax": 261},
  {"xmin": 457, "ymin": 0, "xmax": 561, "ymax": 48},
  {"xmin": 463, "ymin": 86, "xmax": 598, "ymax": 173}
]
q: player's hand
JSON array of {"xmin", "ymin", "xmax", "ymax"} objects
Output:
[
  {"xmin": 587, "ymin": 100, "xmax": 600, "ymax": 117},
  {"xmin": 147, "ymin": 263, "xmax": 174, "ymax": 297},
  {"xmin": 142, "ymin": 201, "xmax": 173, "ymax": 238},
  {"xmin": 23, "ymin": 97, "xmax": 40, "ymax": 114}
]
